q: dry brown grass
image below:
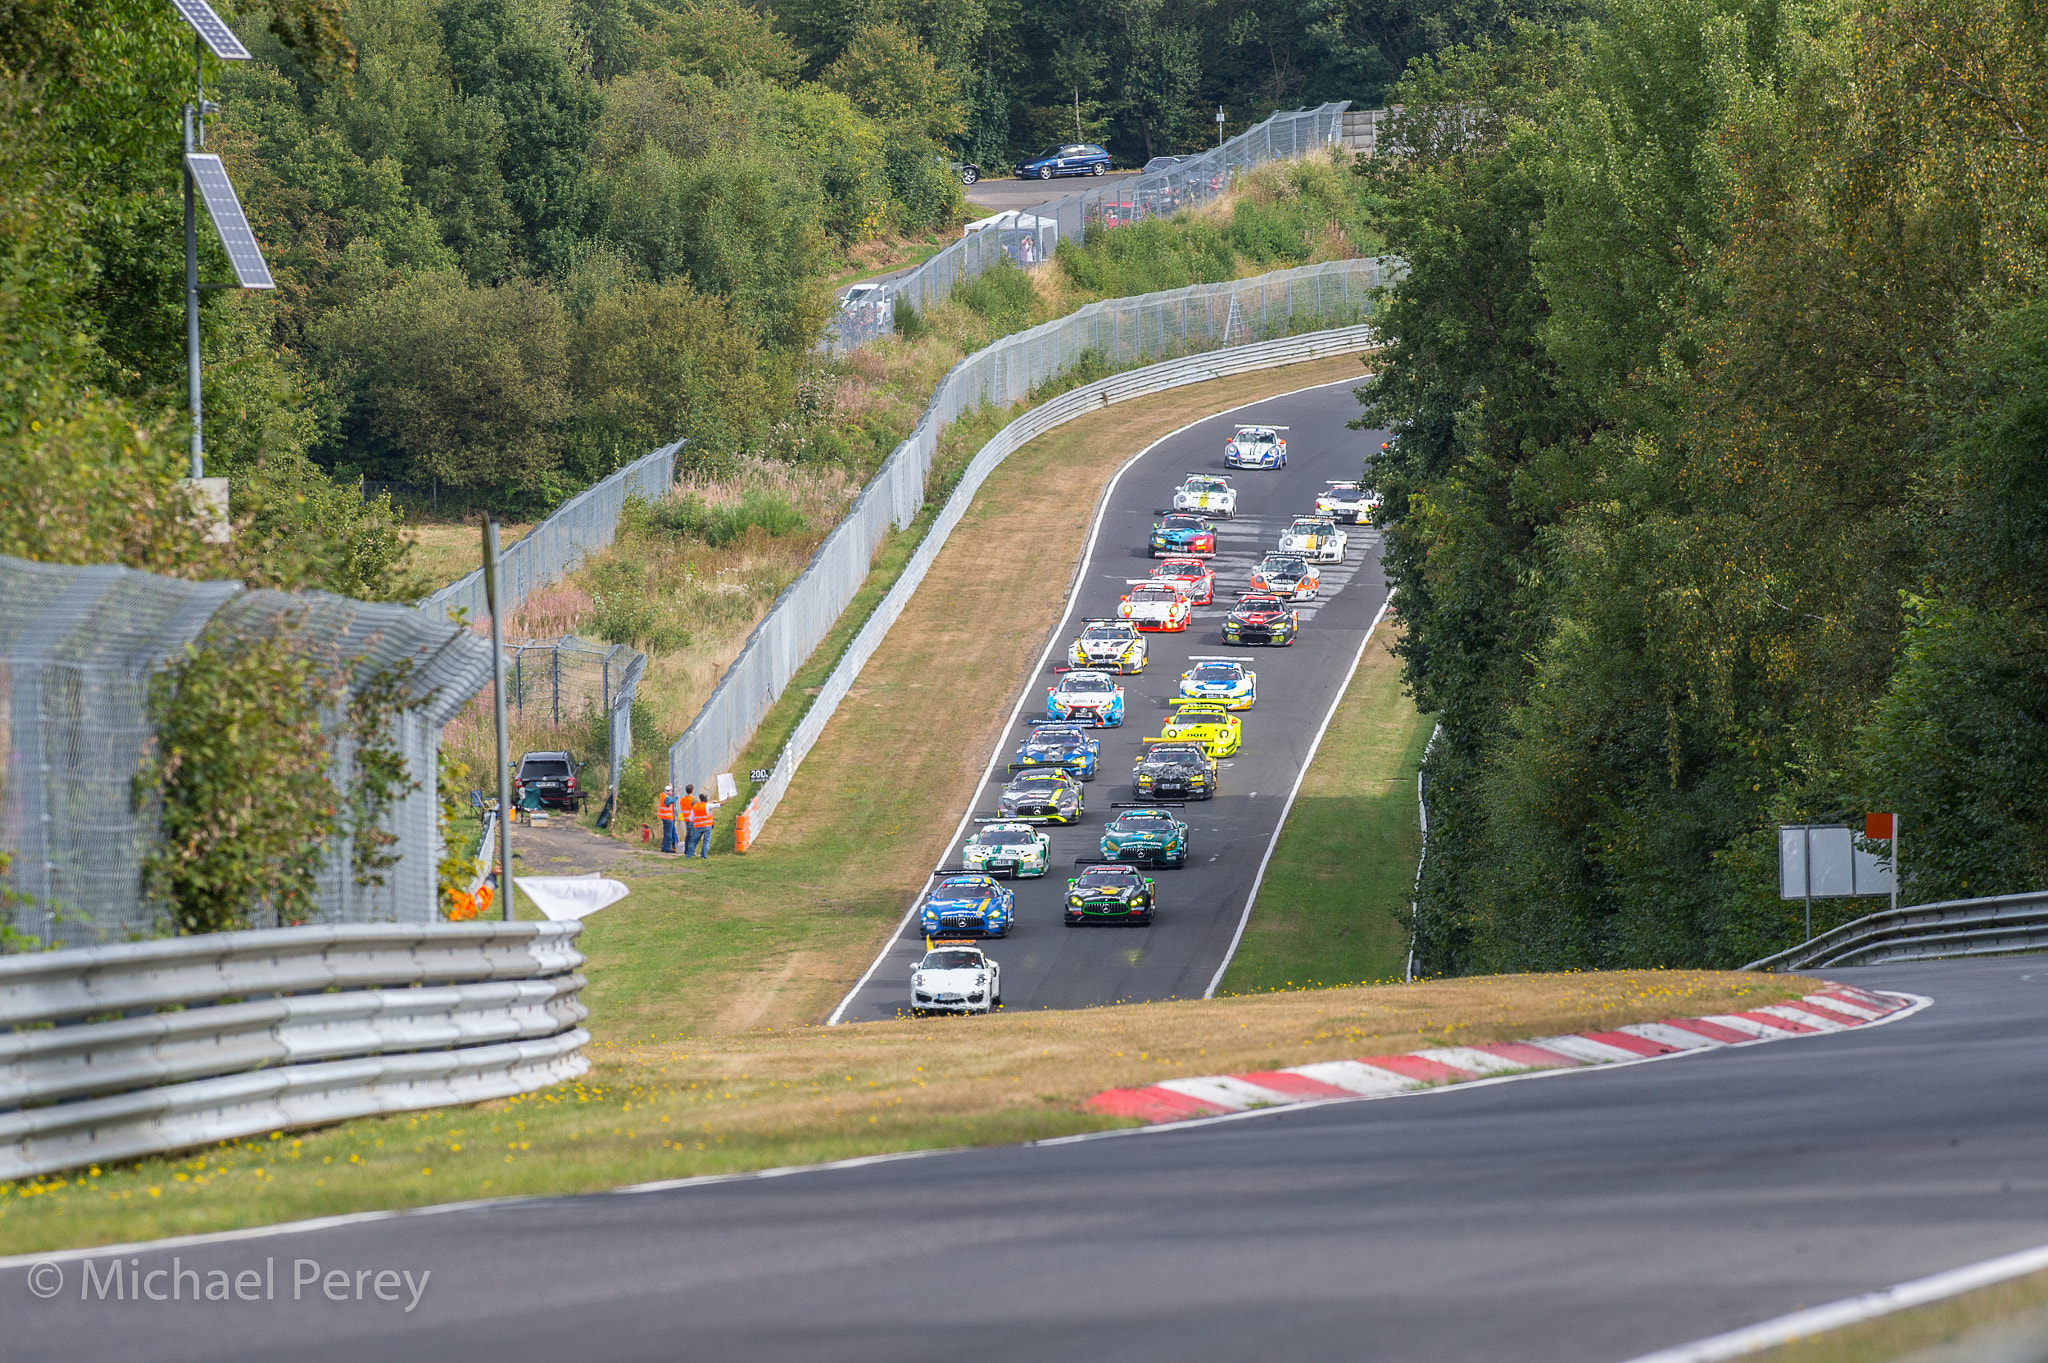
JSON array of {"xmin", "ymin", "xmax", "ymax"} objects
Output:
[{"xmin": 403, "ymin": 519, "xmax": 530, "ymax": 592}]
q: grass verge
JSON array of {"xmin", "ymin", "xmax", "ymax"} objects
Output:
[
  {"xmin": 0, "ymin": 969, "xmax": 1810, "ymax": 1254},
  {"xmin": 1220, "ymin": 623, "xmax": 1436, "ymax": 992},
  {"xmin": 1744, "ymin": 1264, "xmax": 2048, "ymax": 1363}
]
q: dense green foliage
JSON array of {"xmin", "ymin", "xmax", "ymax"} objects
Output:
[{"xmin": 1365, "ymin": 0, "xmax": 2048, "ymax": 970}]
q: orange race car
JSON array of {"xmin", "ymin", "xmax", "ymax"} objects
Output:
[{"xmin": 1150, "ymin": 556, "xmax": 1216, "ymax": 605}]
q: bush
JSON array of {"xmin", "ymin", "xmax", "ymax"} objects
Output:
[
  {"xmin": 650, "ymin": 490, "xmax": 809, "ymax": 546},
  {"xmin": 952, "ymin": 257, "xmax": 1038, "ymax": 332}
]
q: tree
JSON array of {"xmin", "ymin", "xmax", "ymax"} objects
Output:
[
  {"xmin": 820, "ymin": 22, "xmax": 965, "ymax": 140},
  {"xmin": 316, "ymin": 271, "xmax": 571, "ymax": 492}
]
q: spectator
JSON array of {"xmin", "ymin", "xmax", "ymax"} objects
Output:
[
  {"xmin": 685, "ymin": 792, "xmax": 717, "ymax": 858},
  {"xmin": 656, "ymin": 785, "xmax": 679, "ymax": 853}
]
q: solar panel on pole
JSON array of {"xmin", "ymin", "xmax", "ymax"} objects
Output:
[
  {"xmin": 171, "ymin": 0, "xmax": 252, "ymax": 59},
  {"xmin": 184, "ymin": 154, "xmax": 274, "ymax": 289}
]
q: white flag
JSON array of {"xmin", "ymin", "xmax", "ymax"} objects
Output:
[{"xmin": 512, "ymin": 874, "xmax": 630, "ymax": 922}]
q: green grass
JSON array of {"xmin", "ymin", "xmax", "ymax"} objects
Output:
[
  {"xmin": 1219, "ymin": 626, "xmax": 1436, "ymax": 992},
  {"xmin": 1745, "ymin": 1265, "xmax": 2048, "ymax": 1362}
]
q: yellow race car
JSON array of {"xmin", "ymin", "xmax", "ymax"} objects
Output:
[{"xmin": 1144, "ymin": 699, "xmax": 1242, "ymax": 758}]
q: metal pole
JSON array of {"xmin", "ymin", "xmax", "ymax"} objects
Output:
[
  {"xmin": 1893, "ymin": 815, "xmax": 1902, "ymax": 914},
  {"xmin": 183, "ymin": 95, "xmax": 203, "ymax": 480},
  {"xmin": 483, "ymin": 520, "xmax": 517, "ymax": 922},
  {"xmin": 1803, "ymin": 825, "xmax": 1812, "ymax": 942}
]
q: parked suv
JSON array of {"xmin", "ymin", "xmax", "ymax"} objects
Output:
[
  {"xmin": 514, "ymin": 751, "xmax": 583, "ymax": 812},
  {"xmin": 1013, "ymin": 144, "xmax": 1110, "ymax": 179}
]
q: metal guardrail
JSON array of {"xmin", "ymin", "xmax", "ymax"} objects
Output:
[
  {"xmin": 1742, "ymin": 889, "xmax": 2048, "ymax": 971},
  {"xmin": 733, "ymin": 321, "xmax": 1382, "ymax": 849},
  {"xmin": 671, "ymin": 257, "xmax": 1387, "ymax": 802},
  {"xmin": 0, "ymin": 921, "xmax": 588, "ymax": 1179},
  {"xmin": 826, "ymin": 103, "xmax": 1359, "ymax": 352}
]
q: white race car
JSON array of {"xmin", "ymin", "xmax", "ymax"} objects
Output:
[
  {"xmin": 961, "ymin": 822, "xmax": 1051, "ymax": 878},
  {"xmin": 1178, "ymin": 658, "xmax": 1257, "ymax": 710},
  {"xmin": 1118, "ymin": 581, "xmax": 1193, "ymax": 632},
  {"xmin": 1171, "ymin": 474, "xmax": 1238, "ymax": 518},
  {"xmin": 1278, "ymin": 516, "xmax": 1348, "ymax": 563},
  {"xmin": 1067, "ymin": 619, "xmax": 1148, "ymax": 674},
  {"xmin": 911, "ymin": 945, "xmax": 1001, "ymax": 1015},
  {"xmin": 1224, "ymin": 425, "xmax": 1288, "ymax": 469},
  {"xmin": 1315, "ymin": 481, "xmax": 1381, "ymax": 525}
]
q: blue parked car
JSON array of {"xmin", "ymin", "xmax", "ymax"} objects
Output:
[{"xmin": 1014, "ymin": 144, "xmax": 1111, "ymax": 180}]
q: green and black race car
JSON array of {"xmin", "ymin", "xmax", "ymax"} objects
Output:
[{"xmin": 1064, "ymin": 864, "xmax": 1157, "ymax": 926}]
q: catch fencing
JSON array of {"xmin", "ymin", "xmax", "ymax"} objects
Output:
[
  {"xmin": 495, "ymin": 635, "xmax": 644, "ymax": 819},
  {"xmin": 826, "ymin": 103, "xmax": 1359, "ymax": 353},
  {"xmin": 420, "ymin": 442, "xmax": 679, "ymax": 627},
  {"xmin": 667, "ymin": 256, "xmax": 1389, "ymax": 800},
  {"xmin": 732, "ymin": 321, "xmax": 1384, "ymax": 849},
  {"xmin": 0, "ymin": 556, "xmax": 496, "ymax": 947},
  {"xmin": 0, "ymin": 920, "xmax": 588, "ymax": 1178},
  {"xmin": 1743, "ymin": 889, "xmax": 2048, "ymax": 971}
]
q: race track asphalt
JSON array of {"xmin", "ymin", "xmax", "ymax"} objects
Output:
[
  {"xmin": 13, "ymin": 958, "xmax": 2048, "ymax": 1363},
  {"xmin": 833, "ymin": 378, "xmax": 1389, "ymax": 1022}
]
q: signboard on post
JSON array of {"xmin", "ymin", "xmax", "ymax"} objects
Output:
[{"xmin": 1779, "ymin": 823, "xmax": 1894, "ymax": 944}]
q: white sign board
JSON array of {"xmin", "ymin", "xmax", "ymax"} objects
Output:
[{"xmin": 1779, "ymin": 825, "xmax": 1892, "ymax": 899}]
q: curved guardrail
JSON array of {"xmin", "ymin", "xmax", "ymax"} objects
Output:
[
  {"xmin": 0, "ymin": 922, "xmax": 588, "ymax": 1179},
  {"xmin": 733, "ymin": 321, "xmax": 1382, "ymax": 850},
  {"xmin": 1742, "ymin": 889, "xmax": 2048, "ymax": 971}
]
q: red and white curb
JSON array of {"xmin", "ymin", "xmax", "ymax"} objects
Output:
[{"xmin": 1086, "ymin": 984, "xmax": 1914, "ymax": 1123}]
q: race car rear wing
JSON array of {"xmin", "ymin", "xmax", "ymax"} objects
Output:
[
  {"xmin": 1109, "ymin": 801, "xmax": 1187, "ymax": 808},
  {"xmin": 1186, "ymin": 655, "xmax": 1256, "ymax": 662},
  {"xmin": 932, "ymin": 864, "xmax": 1018, "ymax": 880},
  {"xmin": 1006, "ymin": 760, "xmax": 1084, "ymax": 773},
  {"xmin": 973, "ymin": 815, "xmax": 1063, "ymax": 825},
  {"xmin": 1075, "ymin": 853, "xmax": 1177, "ymax": 868}
]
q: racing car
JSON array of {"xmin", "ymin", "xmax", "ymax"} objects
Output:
[
  {"xmin": 1147, "ymin": 699, "xmax": 1242, "ymax": 758},
  {"xmin": 1315, "ymin": 481, "xmax": 1381, "ymax": 525},
  {"xmin": 1067, "ymin": 618, "xmax": 1148, "ymax": 674},
  {"xmin": 1064, "ymin": 864, "xmax": 1157, "ymax": 926},
  {"xmin": 1150, "ymin": 556, "xmax": 1216, "ymax": 605},
  {"xmin": 911, "ymin": 944, "xmax": 1001, "ymax": 1014},
  {"xmin": 1149, "ymin": 513, "xmax": 1218, "ymax": 558},
  {"xmin": 1178, "ymin": 658, "xmax": 1257, "ymax": 710},
  {"xmin": 1224, "ymin": 425, "xmax": 1288, "ymax": 469},
  {"xmin": 918, "ymin": 874, "xmax": 1016, "ymax": 938},
  {"xmin": 1118, "ymin": 580, "xmax": 1193, "ymax": 632},
  {"xmin": 1170, "ymin": 474, "xmax": 1237, "ymax": 518},
  {"xmin": 1249, "ymin": 553, "xmax": 1320, "ymax": 600},
  {"xmin": 1010, "ymin": 723, "xmax": 1100, "ymax": 781},
  {"xmin": 1132, "ymin": 741, "xmax": 1217, "ymax": 801},
  {"xmin": 994, "ymin": 768, "xmax": 1085, "ymax": 823},
  {"xmin": 1046, "ymin": 669, "xmax": 1125, "ymax": 726},
  {"xmin": 1222, "ymin": 592, "xmax": 1300, "ymax": 646},
  {"xmin": 1278, "ymin": 516, "xmax": 1348, "ymax": 563},
  {"xmin": 958, "ymin": 822, "xmax": 1051, "ymax": 878},
  {"xmin": 1099, "ymin": 807, "xmax": 1190, "ymax": 867}
]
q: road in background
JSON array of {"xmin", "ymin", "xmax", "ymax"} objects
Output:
[
  {"xmin": 15, "ymin": 960, "xmax": 2048, "ymax": 1362},
  {"xmin": 961, "ymin": 169, "xmax": 1144, "ymax": 214},
  {"xmin": 833, "ymin": 380, "xmax": 1387, "ymax": 1021}
]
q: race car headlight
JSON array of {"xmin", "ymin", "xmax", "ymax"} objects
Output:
[{"xmin": 1068, "ymin": 895, "xmax": 1083, "ymax": 906}]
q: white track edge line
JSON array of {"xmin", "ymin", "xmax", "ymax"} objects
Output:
[
  {"xmin": 825, "ymin": 372, "xmax": 1368, "ymax": 1026},
  {"xmin": 1205, "ymin": 589, "xmax": 1392, "ymax": 998},
  {"xmin": 0, "ymin": 990, "xmax": 1929, "ymax": 1268},
  {"xmin": 1617, "ymin": 1216, "xmax": 2048, "ymax": 1362}
]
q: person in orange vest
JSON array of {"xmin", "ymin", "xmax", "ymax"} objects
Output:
[
  {"xmin": 684, "ymin": 791, "xmax": 717, "ymax": 858},
  {"xmin": 656, "ymin": 785, "xmax": 679, "ymax": 853}
]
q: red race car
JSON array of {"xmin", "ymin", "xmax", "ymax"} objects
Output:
[{"xmin": 1150, "ymin": 556, "xmax": 1216, "ymax": 605}]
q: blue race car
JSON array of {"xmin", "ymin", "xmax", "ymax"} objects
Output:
[
  {"xmin": 1148, "ymin": 513, "xmax": 1218, "ymax": 558},
  {"xmin": 1046, "ymin": 670, "xmax": 1125, "ymax": 726},
  {"xmin": 1011, "ymin": 724, "xmax": 1101, "ymax": 781},
  {"xmin": 1014, "ymin": 143, "xmax": 1111, "ymax": 180},
  {"xmin": 1100, "ymin": 807, "xmax": 1191, "ymax": 867},
  {"xmin": 919, "ymin": 873, "xmax": 1016, "ymax": 937},
  {"xmin": 1178, "ymin": 658, "xmax": 1257, "ymax": 710}
]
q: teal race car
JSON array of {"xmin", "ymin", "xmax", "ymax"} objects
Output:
[{"xmin": 1100, "ymin": 807, "xmax": 1190, "ymax": 867}]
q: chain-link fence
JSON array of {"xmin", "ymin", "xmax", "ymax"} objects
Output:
[
  {"xmin": 0, "ymin": 555, "xmax": 496, "ymax": 947},
  {"xmin": 669, "ymin": 255, "xmax": 1388, "ymax": 796},
  {"xmin": 420, "ymin": 442, "xmax": 680, "ymax": 627},
  {"xmin": 825, "ymin": 103, "xmax": 1356, "ymax": 353}
]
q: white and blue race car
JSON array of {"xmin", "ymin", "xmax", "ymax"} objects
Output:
[
  {"xmin": 1225, "ymin": 425, "xmax": 1288, "ymax": 469},
  {"xmin": 1178, "ymin": 657, "xmax": 1257, "ymax": 710},
  {"xmin": 1046, "ymin": 669, "xmax": 1125, "ymax": 726},
  {"xmin": 918, "ymin": 873, "xmax": 1016, "ymax": 937}
]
